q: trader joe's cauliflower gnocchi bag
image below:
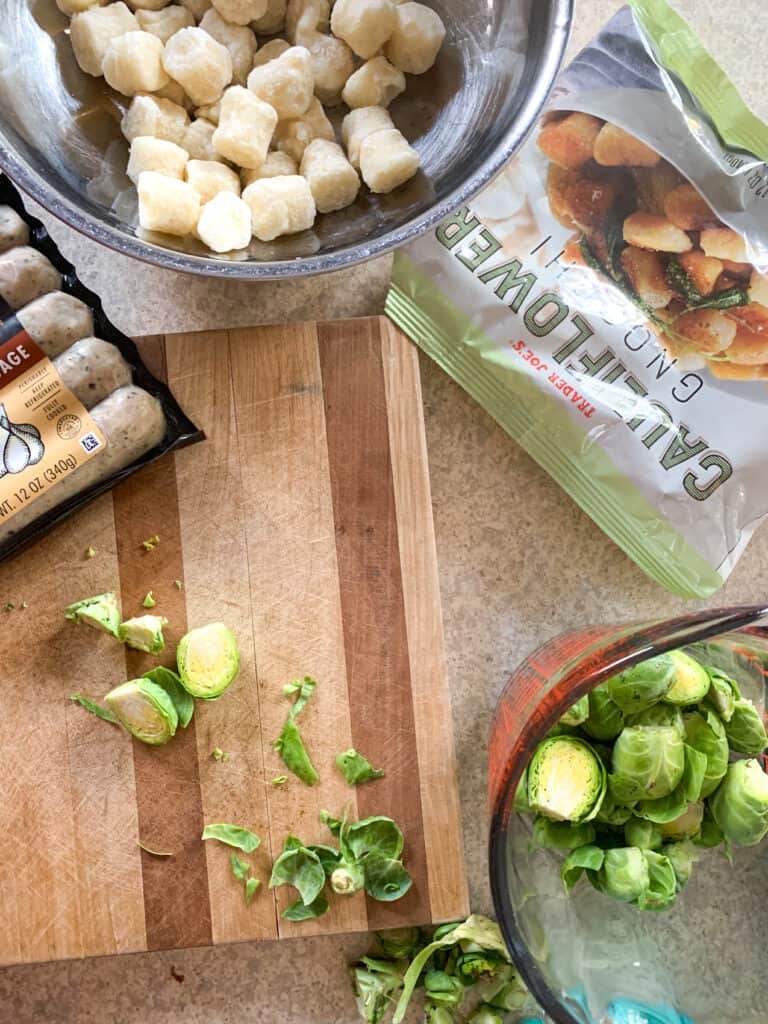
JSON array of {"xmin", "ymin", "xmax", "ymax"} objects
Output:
[{"xmin": 387, "ymin": 0, "xmax": 768, "ymax": 598}]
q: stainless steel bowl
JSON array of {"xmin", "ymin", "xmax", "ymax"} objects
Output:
[{"xmin": 0, "ymin": 0, "xmax": 572, "ymax": 279}]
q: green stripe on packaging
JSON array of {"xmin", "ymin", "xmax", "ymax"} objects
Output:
[
  {"xmin": 387, "ymin": 252, "xmax": 723, "ymax": 600},
  {"xmin": 630, "ymin": 0, "xmax": 768, "ymax": 161}
]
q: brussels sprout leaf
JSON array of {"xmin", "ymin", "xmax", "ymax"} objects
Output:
[
  {"xmin": 143, "ymin": 666, "xmax": 194, "ymax": 728},
  {"xmin": 282, "ymin": 893, "xmax": 329, "ymax": 920},
  {"xmin": 336, "ymin": 748, "xmax": 385, "ymax": 785},
  {"xmin": 70, "ymin": 694, "xmax": 118, "ymax": 724},
  {"xmin": 269, "ymin": 845, "xmax": 325, "ymax": 906},
  {"xmin": 245, "ymin": 877, "xmax": 261, "ymax": 904},
  {"xmin": 363, "ymin": 853, "xmax": 412, "ymax": 901},
  {"xmin": 230, "ymin": 853, "xmax": 249, "ymax": 881},
  {"xmin": 275, "ymin": 717, "xmax": 318, "ymax": 786},
  {"xmin": 201, "ymin": 823, "xmax": 261, "ymax": 853},
  {"xmin": 561, "ymin": 845, "xmax": 604, "ymax": 894}
]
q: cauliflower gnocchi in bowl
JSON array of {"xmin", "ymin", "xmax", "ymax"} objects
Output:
[
  {"xmin": 58, "ymin": 0, "xmax": 445, "ymax": 254},
  {"xmin": 539, "ymin": 112, "xmax": 768, "ymax": 382}
]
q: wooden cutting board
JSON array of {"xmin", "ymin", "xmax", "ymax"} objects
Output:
[{"xmin": 0, "ymin": 316, "xmax": 468, "ymax": 965}]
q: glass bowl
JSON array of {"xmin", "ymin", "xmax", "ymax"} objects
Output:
[
  {"xmin": 489, "ymin": 606, "xmax": 768, "ymax": 1024},
  {"xmin": 0, "ymin": 0, "xmax": 572, "ymax": 278}
]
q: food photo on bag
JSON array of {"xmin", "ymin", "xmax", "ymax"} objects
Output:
[{"xmin": 0, "ymin": 2, "xmax": 767, "ymax": 1024}]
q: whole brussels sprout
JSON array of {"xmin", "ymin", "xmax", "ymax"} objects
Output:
[
  {"xmin": 595, "ymin": 784, "xmax": 635, "ymax": 826},
  {"xmin": 624, "ymin": 817, "xmax": 663, "ymax": 850},
  {"xmin": 592, "ymin": 847, "xmax": 649, "ymax": 903},
  {"xmin": 604, "ymin": 654, "xmax": 675, "ymax": 713},
  {"xmin": 612, "ymin": 725, "xmax": 685, "ymax": 800},
  {"xmin": 683, "ymin": 709, "xmax": 729, "ymax": 797},
  {"xmin": 724, "ymin": 699, "xmax": 768, "ymax": 756},
  {"xmin": 531, "ymin": 818, "xmax": 596, "ymax": 850},
  {"xmin": 704, "ymin": 668, "xmax": 740, "ymax": 722},
  {"xmin": 527, "ymin": 736, "xmax": 606, "ymax": 823},
  {"xmin": 582, "ymin": 686, "xmax": 625, "ymax": 742},
  {"xmin": 561, "ymin": 693, "xmax": 590, "ymax": 727},
  {"xmin": 628, "ymin": 703, "xmax": 684, "ymax": 734},
  {"xmin": 663, "ymin": 842, "xmax": 695, "ymax": 889},
  {"xmin": 659, "ymin": 801, "xmax": 704, "ymax": 841},
  {"xmin": 710, "ymin": 759, "xmax": 768, "ymax": 847},
  {"xmin": 662, "ymin": 650, "xmax": 710, "ymax": 706},
  {"xmin": 637, "ymin": 850, "xmax": 677, "ymax": 911}
]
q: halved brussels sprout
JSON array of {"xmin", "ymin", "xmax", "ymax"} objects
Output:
[
  {"xmin": 710, "ymin": 759, "xmax": 768, "ymax": 847},
  {"xmin": 611, "ymin": 725, "xmax": 684, "ymax": 800},
  {"xmin": 683, "ymin": 709, "xmax": 729, "ymax": 797},
  {"xmin": 177, "ymin": 622, "xmax": 239, "ymax": 698},
  {"xmin": 560, "ymin": 694, "xmax": 590, "ymax": 727},
  {"xmin": 592, "ymin": 847, "xmax": 649, "ymax": 903},
  {"xmin": 724, "ymin": 699, "xmax": 768, "ymax": 755},
  {"xmin": 604, "ymin": 654, "xmax": 675, "ymax": 713},
  {"xmin": 661, "ymin": 650, "xmax": 710, "ymax": 706},
  {"xmin": 104, "ymin": 678, "xmax": 178, "ymax": 745},
  {"xmin": 624, "ymin": 817, "xmax": 663, "ymax": 850},
  {"xmin": 527, "ymin": 736, "xmax": 606, "ymax": 823},
  {"xmin": 582, "ymin": 686, "xmax": 625, "ymax": 741},
  {"xmin": 659, "ymin": 801, "xmax": 704, "ymax": 841},
  {"xmin": 664, "ymin": 842, "xmax": 694, "ymax": 889},
  {"xmin": 118, "ymin": 614, "xmax": 168, "ymax": 654},
  {"xmin": 65, "ymin": 591, "xmax": 121, "ymax": 638}
]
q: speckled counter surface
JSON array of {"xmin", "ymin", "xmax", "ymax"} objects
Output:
[{"xmin": 2, "ymin": 1, "xmax": 767, "ymax": 1021}]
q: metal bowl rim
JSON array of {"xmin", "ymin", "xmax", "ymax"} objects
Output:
[{"xmin": 0, "ymin": 0, "xmax": 573, "ymax": 279}]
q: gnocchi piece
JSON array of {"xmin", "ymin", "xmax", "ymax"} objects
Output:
[
  {"xmin": 138, "ymin": 170, "xmax": 201, "ymax": 234},
  {"xmin": 136, "ymin": 6, "xmax": 195, "ymax": 44},
  {"xmin": 70, "ymin": 2, "xmax": 139, "ymax": 77},
  {"xmin": 274, "ymin": 95, "xmax": 334, "ymax": 162},
  {"xmin": 359, "ymin": 128, "xmax": 419, "ymax": 193},
  {"xmin": 251, "ymin": 39, "xmax": 291, "ymax": 68},
  {"xmin": 213, "ymin": 85, "xmax": 277, "ymax": 167},
  {"xmin": 154, "ymin": 78, "xmax": 194, "ymax": 109},
  {"xmin": 341, "ymin": 56, "xmax": 405, "ymax": 109},
  {"xmin": 252, "ymin": 0, "xmax": 287, "ymax": 34},
  {"xmin": 0, "ymin": 206, "xmax": 30, "ymax": 254},
  {"xmin": 242, "ymin": 174, "xmax": 316, "ymax": 241},
  {"xmin": 341, "ymin": 104, "xmax": 394, "ymax": 168},
  {"xmin": 546, "ymin": 168, "xmax": 617, "ymax": 232},
  {"xmin": 676, "ymin": 250, "xmax": 723, "ymax": 296},
  {"xmin": 199, "ymin": 9, "xmax": 256, "ymax": 85},
  {"xmin": 749, "ymin": 269, "xmax": 768, "ymax": 306},
  {"xmin": 180, "ymin": 0, "xmax": 211, "ymax": 16},
  {"xmin": 708, "ymin": 359, "xmax": 768, "ymax": 380},
  {"xmin": 621, "ymin": 247, "xmax": 673, "ymax": 309},
  {"xmin": 537, "ymin": 112, "xmax": 602, "ymax": 171},
  {"xmin": 623, "ymin": 213, "xmax": 692, "ymax": 254},
  {"xmin": 197, "ymin": 191, "xmax": 252, "ymax": 251},
  {"xmin": 300, "ymin": 139, "xmax": 359, "ymax": 213},
  {"xmin": 303, "ymin": 32, "xmax": 355, "ymax": 105},
  {"xmin": 56, "ymin": 0, "xmax": 105, "ymax": 14},
  {"xmin": 126, "ymin": 0, "xmax": 173, "ymax": 9},
  {"xmin": 384, "ymin": 1, "xmax": 444, "ymax": 74},
  {"xmin": 286, "ymin": 0, "xmax": 329, "ymax": 43},
  {"xmin": 186, "ymin": 158, "xmax": 240, "ymax": 202},
  {"xmin": 330, "ymin": 0, "xmax": 396, "ymax": 60},
  {"xmin": 672, "ymin": 307, "xmax": 737, "ymax": 354},
  {"xmin": 720, "ymin": 259, "xmax": 752, "ymax": 277},
  {"xmin": 246, "ymin": 46, "xmax": 314, "ymax": 119},
  {"xmin": 719, "ymin": 323, "xmax": 768, "ymax": 365},
  {"xmin": 700, "ymin": 227, "xmax": 748, "ymax": 262},
  {"xmin": 103, "ymin": 31, "xmax": 170, "ymax": 96},
  {"xmin": 210, "ymin": 0, "xmax": 267, "ymax": 24},
  {"xmin": 127, "ymin": 136, "xmax": 189, "ymax": 182},
  {"xmin": 121, "ymin": 93, "xmax": 190, "ymax": 143},
  {"xmin": 196, "ymin": 100, "xmax": 221, "ymax": 122},
  {"xmin": 182, "ymin": 117, "xmax": 218, "ymax": 159},
  {"xmin": 240, "ymin": 151, "xmax": 297, "ymax": 187},
  {"xmin": 162, "ymin": 27, "xmax": 233, "ymax": 106},
  {"xmin": 632, "ymin": 162, "xmax": 684, "ymax": 215},
  {"xmin": 592, "ymin": 123, "xmax": 659, "ymax": 167},
  {"xmin": 663, "ymin": 183, "xmax": 718, "ymax": 231},
  {"xmin": 0, "ymin": 247, "xmax": 62, "ymax": 310}
]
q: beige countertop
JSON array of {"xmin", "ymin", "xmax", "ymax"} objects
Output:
[{"xmin": 3, "ymin": 1, "xmax": 768, "ymax": 1021}]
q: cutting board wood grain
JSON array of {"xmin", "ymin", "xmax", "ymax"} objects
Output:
[{"xmin": 0, "ymin": 316, "xmax": 468, "ymax": 965}]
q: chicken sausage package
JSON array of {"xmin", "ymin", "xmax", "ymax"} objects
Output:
[
  {"xmin": 387, "ymin": 0, "xmax": 768, "ymax": 598},
  {"xmin": 0, "ymin": 174, "xmax": 203, "ymax": 560}
]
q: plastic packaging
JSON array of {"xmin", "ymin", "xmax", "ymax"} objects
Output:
[
  {"xmin": 387, "ymin": 0, "xmax": 768, "ymax": 598},
  {"xmin": 0, "ymin": 174, "xmax": 203, "ymax": 560}
]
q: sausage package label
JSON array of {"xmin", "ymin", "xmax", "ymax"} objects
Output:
[
  {"xmin": 0, "ymin": 326, "xmax": 106, "ymax": 523},
  {"xmin": 387, "ymin": 0, "xmax": 768, "ymax": 598}
]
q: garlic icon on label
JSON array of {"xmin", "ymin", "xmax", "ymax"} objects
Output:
[{"xmin": 0, "ymin": 404, "xmax": 45, "ymax": 477}]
